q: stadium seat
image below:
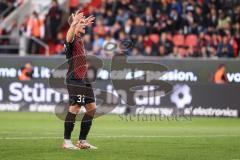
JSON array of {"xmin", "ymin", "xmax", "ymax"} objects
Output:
[
  {"xmin": 173, "ymin": 34, "xmax": 185, "ymax": 47},
  {"xmin": 185, "ymin": 34, "xmax": 198, "ymax": 47},
  {"xmin": 149, "ymin": 34, "xmax": 160, "ymax": 44}
]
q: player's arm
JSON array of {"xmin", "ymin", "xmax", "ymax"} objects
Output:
[{"xmin": 66, "ymin": 12, "xmax": 84, "ymax": 43}]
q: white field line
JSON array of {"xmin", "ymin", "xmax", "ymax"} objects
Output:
[
  {"xmin": 0, "ymin": 132, "xmax": 60, "ymax": 135},
  {"xmin": 0, "ymin": 131, "xmax": 105, "ymax": 136},
  {"xmin": 0, "ymin": 131, "xmax": 106, "ymax": 136},
  {"xmin": 0, "ymin": 135, "xmax": 240, "ymax": 140}
]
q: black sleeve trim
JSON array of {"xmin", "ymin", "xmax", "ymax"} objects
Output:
[{"xmin": 64, "ymin": 40, "xmax": 74, "ymax": 58}]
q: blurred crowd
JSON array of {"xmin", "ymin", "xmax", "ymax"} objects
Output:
[
  {"xmin": 83, "ymin": 0, "xmax": 240, "ymax": 58},
  {"xmin": 0, "ymin": 0, "xmax": 62, "ymax": 54},
  {"xmin": 0, "ymin": 0, "xmax": 240, "ymax": 58},
  {"xmin": 0, "ymin": 0, "xmax": 23, "ymax": 19}
]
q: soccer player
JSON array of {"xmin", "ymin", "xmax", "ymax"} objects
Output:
[{"xmin": 62, "ymin": 11, "xmax": 97, "ymax": 150}]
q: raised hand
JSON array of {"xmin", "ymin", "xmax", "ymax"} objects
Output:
[
  {"xmin": 71, "ymin": 11, "xmax": 84, "ymax": 27},
  {"xmin": 84, "ymin": 15, "xmax": 95, "ymax": 26}
]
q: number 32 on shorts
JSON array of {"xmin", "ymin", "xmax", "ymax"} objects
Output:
[{"xmin": 77, "ymin": 95, "xmax": 85, "ymax": 103}]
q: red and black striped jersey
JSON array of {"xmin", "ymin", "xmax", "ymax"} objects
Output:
[{"xmin": 65, "ymin": 35, "xmax": 87, "ymax": 80}]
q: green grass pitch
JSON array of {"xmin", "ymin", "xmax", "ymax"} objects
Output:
[{"xmin": 0, "ymin": 112, "xmax": 240, "ymax": 160}]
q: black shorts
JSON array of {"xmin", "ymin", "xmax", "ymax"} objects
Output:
[{"xmin": 66, "ymin": 79, "xmax": 95, "ymax": 106}]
